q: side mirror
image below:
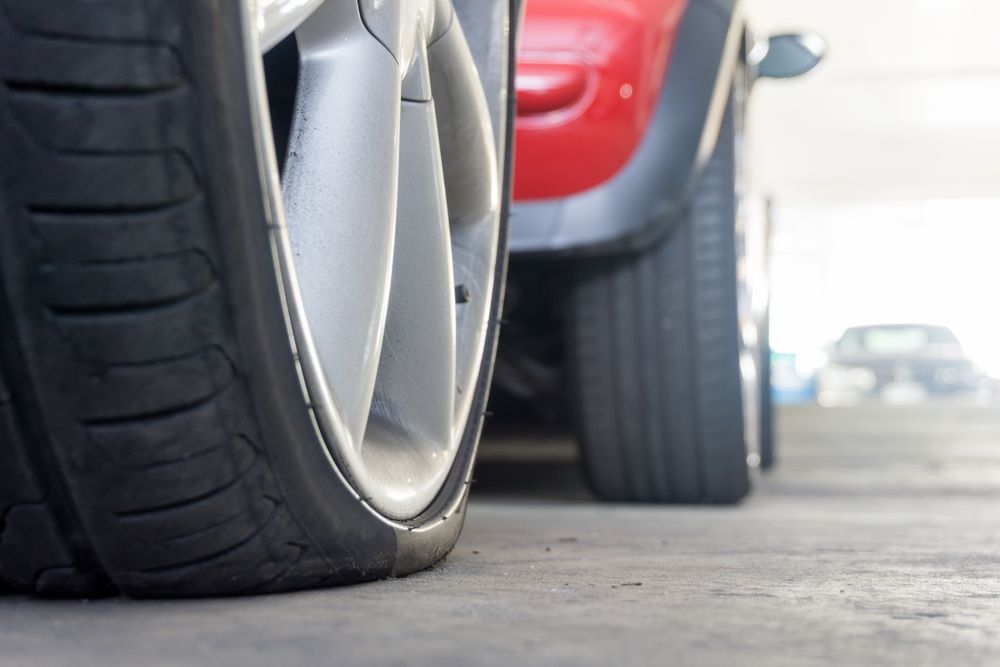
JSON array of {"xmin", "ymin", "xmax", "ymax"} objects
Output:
[{"xmin": 756, "ymin": 33, "xmax": 826, "ymax": 79}]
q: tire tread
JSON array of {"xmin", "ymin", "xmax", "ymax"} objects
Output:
[
  {"xmin": 569, "ymin": 100, "xmax": 749, "ymax": 503},
  {"xmin": 0, "ymin": 0, "xmax": 327, "ymax": 596}
]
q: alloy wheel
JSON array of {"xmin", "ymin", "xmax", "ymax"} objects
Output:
[{"xmin": 244, "ymin": 0, "xmax": 503, "ymax": 520}]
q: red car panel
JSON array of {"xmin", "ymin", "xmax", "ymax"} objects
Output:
[{"xmin": 513, "ymin": 0, "xmax": 688, "ymax": 201}]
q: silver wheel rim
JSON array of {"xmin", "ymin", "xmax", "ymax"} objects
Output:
[{"xmin": 243, "ymin": 0, "xmax": 502, "ymax": 520}]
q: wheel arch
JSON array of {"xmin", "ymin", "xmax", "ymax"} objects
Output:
[{"xmin": 510, "ymin": 0, "xmax": 745, "ymax": 256}]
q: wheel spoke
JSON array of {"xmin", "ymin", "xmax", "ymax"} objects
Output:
[
  {"xmin": 282, "ymin": 2, "xmax": 402, "ymax": 447},
  {"xmin": 428, "ymin": 18, "xmax": 499, "ymax": 224},
  {"xmin": 255, "ymin": 0, "xmax": 326, "ymax": 53},
  {"xmin": 429, "ymin": 17, "xmax": 501, "ymax": 434},
  {"xmin": 368, "ymin": 76, "xmax": 457, "ymax": 459}
]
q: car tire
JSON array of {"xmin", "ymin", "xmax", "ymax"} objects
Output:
[
  {"xmin": 568, "ymin": 95, "xmax": 749, "ymax": 503},
  {"xmin": 0, "ymin": 0, "xmax": 517, "ymax": 597}
]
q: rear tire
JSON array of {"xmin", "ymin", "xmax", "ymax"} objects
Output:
[
  {"xmin": 568, "ymin": 97, "xmax": 749, "ymax": 503},
  {"xmin": 0, "ymin": 0, "xmax": 515, "ymax": 597}
]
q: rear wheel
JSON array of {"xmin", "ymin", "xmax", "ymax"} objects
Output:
[
  {"xmin": 568, "ymin": 96, "xmax": 750, "ymax": 503},
  {"xmin": 0, "ymin": 0, "xmax": 516, "ymax": 596}
]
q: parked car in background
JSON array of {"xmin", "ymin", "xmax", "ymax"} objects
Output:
[
  {"xmin": 493, "ymin": 0, "xmax": 823, "ymax": 502},
  {"xmin": 817, "ymin": 324, "xmax": 992, "ymax": 406}
]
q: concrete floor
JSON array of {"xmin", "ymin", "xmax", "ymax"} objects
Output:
[{"xmin": 2, "ymin": 404, "xmax": 1000, "ymax": 666}]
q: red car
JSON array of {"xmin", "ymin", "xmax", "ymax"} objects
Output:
[{"xmin": 495, "ymin": 0, "xmax": 822, "ymax": 502}]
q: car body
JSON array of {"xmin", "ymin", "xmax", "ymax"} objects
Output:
[
  {"xmin": 817, "ymin": 324, "xmax": 992, "ymax": 406},
  {"xmin": 509, "ymin": 0, "xmax": 741, "ymax": 254}
]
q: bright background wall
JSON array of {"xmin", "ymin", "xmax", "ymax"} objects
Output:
[{"xmin": 746, "ymin": 0, "xmax": 1000, "ymax": 375}]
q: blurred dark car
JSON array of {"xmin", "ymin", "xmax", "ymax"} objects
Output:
[{"xmin": 817, "ymin": 324, "xmax": 992, "ymax": 406}]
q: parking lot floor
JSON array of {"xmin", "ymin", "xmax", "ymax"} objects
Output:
[{"xmin": 2, "ymin": 404, "xmax": 999, "ymax": 666}]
